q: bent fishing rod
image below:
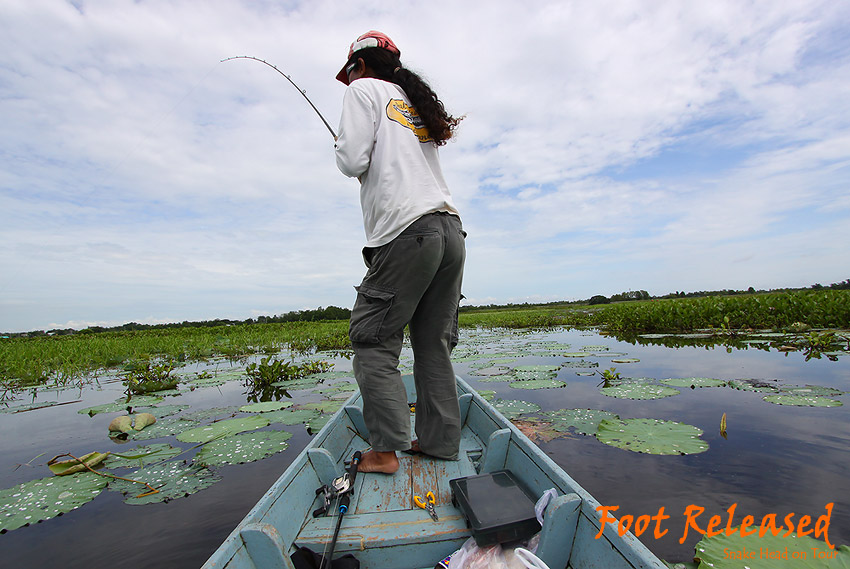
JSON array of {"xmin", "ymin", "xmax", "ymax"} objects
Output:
[{"xmin": 221, "ymin": 56, "xmax": 337, "ymax": 139}]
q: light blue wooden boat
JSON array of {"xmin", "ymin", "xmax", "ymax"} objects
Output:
[{"xmin": 202, "ymin": 375, "xmax": 668, "ymax": 569}]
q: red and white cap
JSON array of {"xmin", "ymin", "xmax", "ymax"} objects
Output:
[{"xmin": 335, "ymin": 30, "xmax": 401, "ymax": 85}]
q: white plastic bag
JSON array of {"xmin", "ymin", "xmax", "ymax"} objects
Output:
[{"xmin": 446, "ymin": 537, "xmax": 550, "ymax": 569}]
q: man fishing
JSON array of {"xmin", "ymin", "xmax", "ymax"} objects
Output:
[{"xmin": 333, "ymin": 31, "xmax": 466, "ymax": 474}]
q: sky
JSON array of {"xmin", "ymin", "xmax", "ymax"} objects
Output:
[{"xmin": 2, "ymin": 0, "xmax": 849, "ymax": 333}]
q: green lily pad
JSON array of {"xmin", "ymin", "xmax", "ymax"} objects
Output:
[
  {"xmin": 109, "ymin": 462, "xmax": 220, "ymax": 505},
  {"xmin": 597, "ymin": 418, "xmax": 708, "ymax": 455},
  {"xmin": 783, "ymin": 385, "xmax": 844, "ymax": 397},
  {"xmin": 195, "ymin": 430, "xmax": 293, "ymax": 466},
  {"xmin": 561, "ymin": 359, "xmax": 599, "ymax": 368},
  {"xmin": 509, "ymin": 379, "xmax": 567, "ymax": 390},
  {"xmin": 727, "ymin": 379, "xmax": 781, "ymax": 392},
  {"xmin": 513, "ymin": 364, "xmax": 562, "ymax": 372},
  {"xmin": 301, "ymin": 400, "xmax": 344, "ymax": 414},
  {"xmin": 176, "ymin": 416, "xmax": 270, "ymax": 443},
  {"xmin": 264, "ymin": 408, "xmax": 322, "ymax": 425},
  {"xmin": 661, "ymin": 378, "xmax": 727, "ymax": 388},
  {"xmin": 563, "ymin": 352, "xmax": 592, "ymax": 358},
  {"xmin": 610, "ymin": 358, "xmax": 640, "ymax": 364},
  {"xmin": 180, "ymin": 406, "xmax": 240, "ymax": 423},
  {"xmin": 307, "ymin": 414, "xmax": 332, "ymax": 433},
  {"xmin": 694, "ymin": 525, "xmax": 850, "ymax": 568},
  {"xmin": 600, "ymin": 384, "xmax": 680, "ymax": 400},
  {"xmin": 491, "ymin": 399, "xmax": 541, "ymax": 420},
  {"xmin": 763, "ymin": 395, "xmax": 843, "ymax": 407},
  {"xmin": 470, "ymin": 366, "xmax": 513, "ymax": 376},
  {"xmin": 0, "ymin": 473, "xmax": 107, "ymax": 532},
  {"xmin": 239, "ymin": 401, "xmax": 295, "ymax": 413},
  {"xmin": 134, "ymin": 404, "xmax": 190, "ymax": 418},
  {"xmin": 542, "ymin": 408, "xmax": 619, "ymax": 436},
  {"xmin": 478, "ymin": 390, "xmax": 496, "ymax": 401},
  {"xmin": 105, "ymin": 444, "xmax": 183, "ymax": 469},
  {"xmin": 132, "ymin": 416, "xmax": 199, "ymax": 441}
]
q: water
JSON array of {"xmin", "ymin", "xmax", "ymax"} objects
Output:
[{"xmin": 1, "ymin": 327, "xmax": 847, "ymax": 567}]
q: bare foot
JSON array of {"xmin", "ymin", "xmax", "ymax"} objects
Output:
[{"xmin": 357, "ymin": 450, "xmax": 399, "ymax": 474}]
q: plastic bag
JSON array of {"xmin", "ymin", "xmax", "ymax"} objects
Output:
[{"xmin": 446, "ymin": 537, "xmax": 550, "ymax": 569}]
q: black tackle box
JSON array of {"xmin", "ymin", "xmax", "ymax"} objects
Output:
[{"xmin": 449, "ymin": 470, "xmax": 542, "ymax": 546}]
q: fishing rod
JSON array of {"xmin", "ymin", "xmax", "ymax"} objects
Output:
[
  {"xmin": 221, "ymin": 55, "xmax": 337, "ymax": 139},
  {"xmin": 320, "ymin": 450, "xmax": 361, "ymax": 569}
]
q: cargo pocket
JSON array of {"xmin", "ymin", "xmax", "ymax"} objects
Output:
[
  {"xmin": 450, "ymin": 294, "xmax": 465, "ymax": 350},
  {"xmin": 349, "ymin": 284, "xmax": 396, "ymax": 344}
]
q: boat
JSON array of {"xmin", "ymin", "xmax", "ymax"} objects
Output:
[{"xmin": 202, "ymin": 375, "xmax": 668, "ymax": 569}]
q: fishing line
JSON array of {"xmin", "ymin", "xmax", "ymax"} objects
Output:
[
  {"xmin": 320, "ymin": 492, "xmax": 341, "ymax": 565},
  {"xmin": 220, "ymin": 56, "xmax": 337, "ymax": 139}
]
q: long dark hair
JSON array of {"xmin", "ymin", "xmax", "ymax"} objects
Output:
[{"xmin": 349, "ymin": 47, "xmax": 462, "ymax": 145}]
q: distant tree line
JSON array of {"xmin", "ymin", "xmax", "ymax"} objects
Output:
[{"xmin": 5, "ymin": 279, "xmax": 848, "ymax": 338}]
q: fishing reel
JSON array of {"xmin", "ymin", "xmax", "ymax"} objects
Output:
[{"xmin": 312, "ymin": 471, "xmax": 354, "ymax": 517}]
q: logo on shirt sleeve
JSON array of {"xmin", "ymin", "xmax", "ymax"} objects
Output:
[{"xmin": 386, "ymin": 99, "xmax": 433, "ymax": 143}]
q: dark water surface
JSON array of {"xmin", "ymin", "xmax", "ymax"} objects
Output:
[{"xmin": 1, "ymin": 327, "xmax": 847, "ymax": 567}]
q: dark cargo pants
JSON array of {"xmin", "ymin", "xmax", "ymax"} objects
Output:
[{"xmin": 349, "ymin": 212, "xmax": 466, "ymax": 460}]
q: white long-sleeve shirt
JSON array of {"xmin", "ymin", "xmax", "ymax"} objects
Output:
[{"xmin": 335, "ymin": 78, "xmax": 459, "ymax": 248}]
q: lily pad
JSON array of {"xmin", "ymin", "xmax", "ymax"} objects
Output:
[
  {"xmin": 610, "ymin": 358, "xmax": 640, "ymax": 364},
  {"xmin": 513, "ymin": 364, "xmax": 562, "ymax": 372},
  {"xmin": 134, "ymin": 404, "xmax": 190, "ymax": 418},
  {"xmin": 301, "ymin": 400, "xmax": 344, "ymax": 414},
  {"xmin": 109, "ymin": 462, "xmax": 220, "ymax": 505},
  {"xmin": 597, "ymin": 418, "xmax": 708, "ymax": 455},
  {"xmin": 264, "ymin": 408, "xmax": 321, "ymax": 426},
  {"xmin": 694, "ymin": 526, "xmax": 850, "ymax": 568},
  {"xmin": 0, "ymin": 473, "xmax": 107, "ymax": 532},
  {"xmin": 132, "ymin": 416, "xmax": 200, "ymax": 441},
  {"xmin": 509, "ymin": 379, "xmax": 567, "ymax": 390},
  {"xmin": 470, "ymin": 366, "xmax": 513, "ymax": 377},
  {"xmin": 661, "ymin": 377, "xmax": 727, "ymax": 389},
  {"xmin": 104, "ymin": 443, "xmax": 183, "ymax": 469},
  {"xmin": 180, "ymin": 406, "xmax": 240, "ymax": 423},
  {"xmin": 195, "ymin": 430, "xmax": 293, "ymax": 466},
  {"xmin": 239, "ymin": 401, "xmax": 295, "ymax": 413},
  {"xmin": 783, "ymin": 385, "xmax": 844, "ymax": 397},
  {"xmin": 47, "ymin": 452, "xmax": 110, "ymax": 476},
  {"xmin": 600, "ymin": 384, "xmax": 680, "ymax": 400},
  {"xmin": 307, "ymin": 414, "xmax": 332, "ymax": 433},
  {"xmin": 176, "ymin": 416, "xmax": 270, "ymax": 443},
  {"xmin": 762, "ymin": 395, "xmax": 843, "ymax": 407},
  {"xmin": 491, "ymin": 399, "xmax": 541, "ymax": 420},
  {"xmin": 542, "ymin": 408, "xmax": 618, "ymax": 436}
]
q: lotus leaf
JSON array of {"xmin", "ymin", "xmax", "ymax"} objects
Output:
[
  {"xmin": 763, "ymin": 395, "xmax": 843, "ymax": 407},
  {"xmin": 477, "ymin": 390, "xmax": 496, "ymax": 401},
  {"xmin": 176, "ymin": 416, "xmax": 270, "ymax": 443},
  {"xmin": 512, "ymin": 418, "xmax": 563, "ymax": 443},
  {"xmin": 783, "ymin": 385, "xmax": 844, "ymax": 397},
  {"xmin": 0, "ymin": 473, "xmax": 107, "ymax": 532},
  {"xmin": 132, "ymin": 416, "xmax": 200, "ymax": 441},
  {"xmin": 47, "ymin": 452, "xmax": 110, "ymax": 476},
  {"xmin": 597, "ymin": 418, "xmax": 708, "ymax": 455},
  {"xmin": 491, "ymin": 399, "xmax": 541, "ymax": 420},
  {"xmin": 513, "ymin": 364, "xmax": 562, "ymax": 372},
  {"xmin": 301, "ymin": 400, "xmax": 344, "ymax": 414},
  {"xmin": 79, "ymin": 402, "xmax": 132, "ymax": 416},
  {"xmin": 134, "ymin": 404, "xmax": 190, "ymax": 418},
  {"xmin": 264, "ymin": 408, "xmax": 321, "ymax": 425},
  {"xmin": 542, "ymin": 408, "xmax": 618, "ymax": 436},
  {"xmin": 0, "ymin": 401, "xmax": 60, "ymax": 414},
  {"xmin": 118, "ymin": 395, "xmax": 165, "ymax": 407},
  {"xmin": 561, "ymin": 359, "xmax": 599, "ymax": 368},
  {"xmin": 563, "ymin": 352, "xmax": 592, "ymax": 357},
  {"xmin": 694, "ymin": 527, "xmax": 850, "ymax": 568},
  {"xmin": 239, "ymin": 401, "xmax": 295, "ymax": 413},
  {"xmin": 303, "ymin": 371, "xmax": 353, "ymax": 381},
  {"xmin": 509, "ymin": 379, "xmax": 567, "ymax": 390},
  {"xmin": 511, "ymin": 370, "xmax": 557, "ymax": 382},
  {"xmin": 600, "ymin": 384, "xmax": 680, "ymax": 400},
  {"xmin": 307, "ymin": 414, "xmax": 332, "ymax": 433},
  {"xmin": 133, "ymin": 413, "xmax": 157, "ymax": 430},
  {"xmin": 610, "ymin": 358, "xmax": 640, "ymax": 364},
  {"xmin": 727, "ymin": 379, "xmax": 781, "ymax": 392},
  {"xmin": 180, "ymin": 406, "xmax": 240, "ymax": 423},
  {"xmin": 109, "ymin": 462, "xmax": 220, "ymax": 505},
  {"xmin": 582, "ymin": 345, "xmax": 608, "ymax": 351},
  {"xmin": 661, "ymin": 377, "xmax": 727, "ymax": 388},
  {"xmin": 195, "ymin": 430, "xmax": 293, "ymax": 466},
  {"xmin": 104, "ymin": 443, "xmax": 183, "ymax": 469},
  {"xmin": 470, "ymin": 366, "xmax": 512, "ymax": 376}
]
